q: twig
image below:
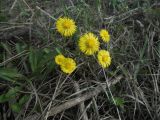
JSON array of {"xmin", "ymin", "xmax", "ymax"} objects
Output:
[
  {"xmin": 0, "ymin": 50, "xmax": 28, "ymax": 67},
  {"xmin": 104, "ymin": 8, "xmax": 142, "ymax": 23},
  {"xmin": 104, "ymin": 2, "xmax": 160, "ymax": 24},
  {"xmin": 23, "ymin": 114, "xmax": 40, "ymax": 120},
  {"xmin": 103, "ymin": 69, "xmax": 122, "ymax": 120},
  {"xmin": 36, "ymin": 6, "xmax": 57, "ymax": 21},
  {"xmin": 48, "ymin": 75, "xmax": 122, "ymax": 117},
  {"xmin": 24, "ymin": 76, "xmax": 122, "ymax": 120},
  {"xmin": 0, "ymin": 27, "xmax": 29, "ymax": 40},
  {"xmin": 92, "ymin": 97, "xmax": 100, "ymax": 120},
  {"xmin": 9, "ymin": 0, "xmax": 18, "ymax": 14},
  {"xmin": 44, "ymin": 74, "xmax": 69, "ymax": 120},
  {"xmin": 73, "ymin": 81, "xmax": 89, "ymax": 120}
]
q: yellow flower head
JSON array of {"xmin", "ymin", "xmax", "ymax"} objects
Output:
[
  {"xmin": 60, "ymin": 58, "xmax": 76, "ymax": 74},
  {"xmin": 56, "ymin": 17, "xmax": 76, "ymax": 37},
  {"xmin": 78, "ymin": 32, "xmax": 100, "ymax": 55},
  {"xmin": 100, "ymin": 29, "xmax": 110, "ymax": 42},
  {"xmin": 97, "ymin": 50, "xmax": 111, "ymax": 68},
  {"xmin": 55, "ymin": 54, "xmax": 65, "ymax": 65}
]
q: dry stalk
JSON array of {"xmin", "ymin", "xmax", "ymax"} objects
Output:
[
  {"xmin": 48, "ymin": 75, "xmax": 122, "ymax": 117},
  {"xmin": 24, "ymin": 75, "xmax": 122, "ymax": 120},
  {"xmin": 73, "ymin": 81, "xmax": 89, "ymax": 120}
]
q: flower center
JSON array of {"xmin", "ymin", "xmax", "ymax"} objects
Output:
[
  {"xmin": 63, "ymin": 21, "xmax": 70, "ymax": 29},
  {"xmin": 58, "ymin": 58, "xmax": 63, "ymax": 63},
  {"xmin": 65, "ymin": 62, "xmax": 72, "ymax": 69},
  {"xmin": 102, "ymin": 56, "xmax": 107, "ymax": 62},
  {"xmin": 104, "ymin": 34, "xmax": 109, "ymax": 38},
  {"xmin": 86, "ymin": 40, "xmax": 94, "ymax": 48}
]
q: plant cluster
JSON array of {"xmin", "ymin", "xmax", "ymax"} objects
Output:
[{"xmin": 54, "ymin": 17, "xmax": 111, "ymax": 74}]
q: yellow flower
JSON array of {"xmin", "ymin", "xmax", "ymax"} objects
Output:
[
  {"xmin": 97, "ymin": 50, "xmax": 111, "ymax": 68},
  {"xmin": 78, "ymin": 32, "xmax": 100, "ymax": 55},
  {"xmin": 100, "ymin": 29, "xmax": 110, "ymax": 42},
  {"xmin": 56, "ymin": 17, "xmax": 76, "ymax": 37},
  {"xmin": 55, "ymin": 54, "xmax": 65, "ymax": 65},
  {"xmin": 60, "ymin": 58, "xmax": 76, "ymax": 74}
]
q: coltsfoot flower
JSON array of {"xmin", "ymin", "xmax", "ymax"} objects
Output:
[
  {"xmin": 97, "ymin": 50, "xmax": 111, "ymax": 68},
  {"xmin": 56, "ymin": 17, "xmax": 76, "ymax": 37},
  {"xmin": 78, "ymin": 32, "xmax": 100, "ymax": 55},
  {"xmin": 60, "ymin": 58, "xmax": 76, "ymax": 74},
  {"xmin": 55, "ymin": 54, "xmax": 65, "ymax": 65},
  {"xmin": 100, "ymin": 29, "xmax": 110, "ymax": 42}
]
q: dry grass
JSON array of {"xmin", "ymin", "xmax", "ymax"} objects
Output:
[{"xmin": 0, "ymin": 0, "xmax": 160, "ymax": 120}]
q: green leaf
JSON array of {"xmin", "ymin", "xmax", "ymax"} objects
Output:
[
  {"xmin": 55, "ymin": 48, "xmax": 61, "ymax": 54},
  {"xmin": 43, "ymin": 48, "xmax": 50, "ymax": 54},
  {"xmin": 0, "ymin": 68, "xmax": 22, "ymax": 82},
  {"xmin": 0, "ymin": 86, "xmax": 20, "ymax": 103},
  {"xmin": 29, "ymin": 49, "xmax": 38, "ymax": 72},
  {"xmin": 0, "ymin": 11, "xmax": 8, "ymax": 22},
  {"xmin": 11, "ymin": 103, "xmax": 21, "ymax": 113},
  {"xmin": 15, "ymin": 43, "xmax": 27, "ymax": 53},
  {"xmin": 0, "ymin": 68, "xmax": 22, "ymax": 78},
  {"xmin": 1, "ymin": 43, "xmax": 11, "ymax": 55},
  {"xmin": 113, "ymin": 97, "xmax": 125, "ymax": 106},
  {"xmin": 29, "ymin": 48, "xmax": 56, "ymax": 74},
  {"xmin": 11, "ymin": 95, "xmax": 30, "ymax": 113},
  {"xmin": 0, "ymin": 94, "xmax": 8, "ymax": 103},
  {"xmin": 5, "ymin": 86, "xmax": 21, "ymax": 99},
  {"xmin": 19, "ymin": 95, "xmax": 30, "ymax": 105}
]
